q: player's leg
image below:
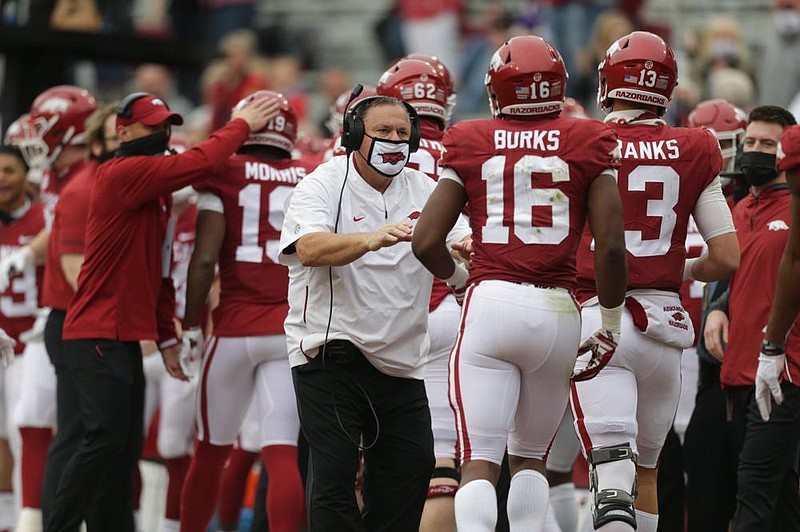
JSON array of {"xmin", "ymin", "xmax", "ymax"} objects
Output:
[
  {"xmin": 13, "ymin": 339, "xmax": 56, "ymax": 531},
  {"xmin": 251, "ymin": 335, "xmax": 304, "ymax": 532},
  {"xmin": 0, "ymin": 366, "xmax": 17, "ymax": 532},
  {"xmin": 546, "ymin": 408, "xmax": 581, "ymax": 532},
  {"xmin": 180, "ymin": 336, "xmax": 255, "ymax": 532},
  {"xmin": 217, "ymin": 398, "xmax": 259, "ymax": 531},
  {"xmin": 157, "ymin": 362, "xmax": 196, "ymax": 532},
  {"xmin": 421, "ymin": 294, "xmax": 461, "ymax": 532},
  {"xmin": 571, "ymin": 307, "xmax": 639, "ymax": 532}
]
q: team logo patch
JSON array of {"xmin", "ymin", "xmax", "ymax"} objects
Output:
[
  {"xmin": 768, "ymin": 220, "xmax": 789, "ymax": 231},
  {"xmin": 671, "ymin": 312, "xmax": 684, "ymax": 322},
  {"xmin": 408, "ymin": 211, "xmax": 421, "ymax": 221},
  {"xmin": 379, "ymin": 152, "xmax": 406, "ymax": 165}
]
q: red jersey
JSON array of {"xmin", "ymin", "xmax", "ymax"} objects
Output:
[
  {"xmin": 575, "ymin": 118, "xmax": 722, "ymax": 302},
  {"xmin": 0, "ymin": 202, "xmax": 45, "ymax": 353},
  {"xmin": 679, "ymin": 216, "xmax": 706, "ymax": 345},
  {"xmin": 721, "ymin": 187, "xmax": 800, "ymax": 386},
  {"xmin": 171, "ymin": 204, "xmax": 197, "ymax": 321},
  {"xmin": 43, "ymin": 160, "xmax": 95, "ymax": 311},
  {"xmin": 408, "ymin": 120, "xmax": 452, "ymax": 311},
  {"xmin": 64, "ymin": 119, "xmax": 251, "ymax": 344},
  {"xmin": 440, "ymin": 116, "xmax": 619, "ymax": 289},
  {"xmin": 196, "ymin": 154, "xmax": 311, "ymax": 336}
]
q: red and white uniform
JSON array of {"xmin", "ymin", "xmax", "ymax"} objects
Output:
[
  {"xmin": 721, "ymin": 187, "xmax": 798, "ymax": 387},
  {"xmin": 194, "ymin": 155, "xmax": 310, "ymax": 447},
  {"xmin": 571, "ymin": 111, "xmax": 729, "ymax": 468},
  {"xmin": 441, "ymin": 115, "xmax": 619, "ymax": 464},
  {"xmin": 143, "ymin": 205, "xmax": 198, "ymax": 460},
  {"xmin": 0, "ymin": 200, "xmax": 45, "ymax": 440}
]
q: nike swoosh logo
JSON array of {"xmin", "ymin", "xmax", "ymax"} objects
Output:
[{"xmin": 353, "ymin": 216, "xmax": 365, "ymax": 222}]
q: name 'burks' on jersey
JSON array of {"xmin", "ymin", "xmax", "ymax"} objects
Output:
[{"xmin": 493, "ymin": 129, "xmax": 561, "ymax": 151}]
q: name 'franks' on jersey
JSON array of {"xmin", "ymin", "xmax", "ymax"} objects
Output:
[
  {"xmin": 576, "ymin": 122, "xmax": 723, "ymax": 301},
  {"xmin": 440, "ymin": 116, "xmax": 620, "ymax": 288},
  {"xmin": 196, "ymin": 154, "xmax": 312, "ymax": 336}
]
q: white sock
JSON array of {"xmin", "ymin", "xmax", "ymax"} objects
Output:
[
  {"xmin": 133, "ymin": 510, "xmax": 141, "ymax": 532},
  {"xmin": 635, "ymin": 510, "xmax": 658, "ymax": 532},
  {"xmin": 543, "ymin": 502, "xmax": 563, "ymax": 532},
  {"xmin": 454, "ymin": 479, "xmax": 497, "ymax": 532},
  {"xmin": 15, "ymin": 507, "xmax": 43, "ymax": 532},
  {"xmin": 0, "ymin": 492, "xmax": 16, "ymax": 528},
  {"xmin": 160, "ymin": 517, "xmax": 181, "ymax": 532},
  {"xmin": 507, "ymin": 469, "xmax": 549, "ymax": 532},
  {"xmin": 550, "ymin": 483, "xmax": 578, "ymax": 532},
  {"xmin": 597, "ymin": 522, "xmax": 636, "ymax": 532}
]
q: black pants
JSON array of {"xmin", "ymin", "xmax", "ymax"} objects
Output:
[
  {"xmin": 292, "ymin": 341, "xmax": 434, "ymax": 532},
  {"xmin": 656, "ymin": 427, "xmax": 684, "ymax": 532},
  {"xmin": 731, "ymin": 383, "xmax": 800, "ymax": 532},
  {"xmin": 683, "ymin": 359, "xmax": 736, "ymax": 532},
  {"xmin": 44, "ymin": 338, "xmax": 144, "ymax": 532}
]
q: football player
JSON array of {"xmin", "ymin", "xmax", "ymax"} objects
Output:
[
  {"xmin": 0, "ymin": 145, "xmax": 44, "ymax": 532},
  {"xmin": 571, "ymin": 32, "xmax": 740, "ymax": 532},
  {"xmin": 376, "ymin": 53, "xmax": 461, "ymax": 531},
  {"xmin": 412, "ymin": 35, "xmax": 628, "ymax": 531},
  {"xmin": 179, "ymin": 90, "xmax": 309, "ymax": 532}
]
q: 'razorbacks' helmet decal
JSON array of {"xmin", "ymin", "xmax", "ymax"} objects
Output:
[
  {"xmin": 378, "ymin": 58, "xmax": 450, "ymax": 124},
  {"xmin": 234, "ymin": 90, "xmax": 297, "ymax": 153},
  {"xmin": 485, "ymin": 35, "xmax": 568, "ymax": 118},
  {"xmin": 597, "ymin": 31, "xmax": 677, "ymax": 115},
  {"xmin": 28, "ymin": 85, "xmax": 98, "ymax": 167},
  {"xmin": 686, "ymin": 98, "xmax": 747, "ymax": 173},
  {"xmin": 404, "ymin": 53, "xmax": 456, "ymax": 121}
]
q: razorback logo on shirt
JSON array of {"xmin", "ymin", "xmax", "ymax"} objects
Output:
[
  {"xmin": 667, "ymin": 308, "xmax": 689, "ymax": 330},
  {"xmin": 408, "ymin": 211, "xmax": 421, "ymax": 221},
  {"xmin": 767, "ymin": 220, "xmax": 789, "ymax": 231},
  {"xmin": 672, "ymin": 312, "xmax": 684, "ymax": 322},
  {"xmin": 379, "ymin": 152, "xmax": 406, "ymax": 165}
]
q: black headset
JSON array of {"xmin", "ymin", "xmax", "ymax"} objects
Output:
[
  {"xmin": 341, "ymin": 96, "xmax": 421, "ymax": 153},
  {"xmin": 116, "ymin": 92, "xmax": 153, "ymax": 119}
]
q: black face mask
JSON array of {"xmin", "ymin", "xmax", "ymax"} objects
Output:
[
  {"xmin": 116, "ymin": 131, "xmax": 170, "ymax": 157},
  {"xmin": 739, "ymin": 151, "xmax": 778, "ymax": 187}
]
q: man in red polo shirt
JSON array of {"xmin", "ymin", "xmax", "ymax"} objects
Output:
[{"xmin": 44, "ymin": 92, "xmax": 278, "ymax": 532}]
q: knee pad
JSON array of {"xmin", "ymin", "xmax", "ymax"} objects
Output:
[
  {"xmin": 428, "ymin": 466, "xmax": 460, "ymax": 498},
  {"xmin": 588, "ymin": 443, "xmax": 638, "ymax": 530}
]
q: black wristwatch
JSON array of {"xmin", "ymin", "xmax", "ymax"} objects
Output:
[{"xmin": 761, "ymin": 340, "xmax": 786, "ymax": 357}]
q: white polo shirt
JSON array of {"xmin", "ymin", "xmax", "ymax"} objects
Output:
[{"xmin": 279, "ymin": 155, "xmax": 470, "ymax": 379}]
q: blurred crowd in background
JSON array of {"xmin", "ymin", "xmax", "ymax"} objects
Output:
[{"xmin": 2, "ymin": 0, "xmax": 800, "ymax": 142}]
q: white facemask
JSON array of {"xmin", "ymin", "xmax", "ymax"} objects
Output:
[
  {"xmin": 364, "ymin": 135, "xmax": 410, "ymax": 177},
  {"xmin": 775, "ymin": 9, "xmax": 800, "ymax": 37}
]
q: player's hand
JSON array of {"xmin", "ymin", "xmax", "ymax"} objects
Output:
[
  {"xmin": 366, "ymin": 222, "xmax": 413, "ymax": 251},
  {"xmin": 444, "ymin": 262, "xmax": 470, "ymax": 306},
  {"xmin": 178, "ymin": 326, "xmax": 204, "ymax": 383},
  {"xmin": 19, "ymin": 308, "xmax": 50, "ymax": 344},
  {"xmin": 0, "ymin": 328, "xmax": 17, "ymax": 368},
  {"xmin": 571, "ymin": 329, "xmax": 618, "ymax": 382},
  {"xmin": 231, "ymin": 97, "xmax": 281, "ymax": 132},
  {"xmin": 0, "ymin": 246, "xmax": 33, "ymax": 292},
  {"xmin": 703, "ymin": 310, "xmax": 729, "ymax": 362},
  {"xmin": 161, "ymin": 343, "xmax": 188, "ymax": 381},
  {"xmin": 451, "ymin": 237, "xmax": 473, "ymax": 268},
  {"xmin": 756, "ymin": 346, "xmax": 785, "ymax": 421}
]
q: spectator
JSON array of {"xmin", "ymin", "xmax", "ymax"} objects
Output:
[
  {"xmin": 758, "ymin": 0, "xmax": 800, "ymax": 110},
  {"xmin": 691, "ymin": 15, "xmax": 753, "ymax": 100},
  {"xmin": 397, "ymin": 0, "xmax": 463, "ymax": 82},
  {"xmin": 707, "ymin": 67, "xmax": 755, "ymax": 112},
  {"xmin": 133, "ymin": 63, "xmax": 195, "ymax": 119}
]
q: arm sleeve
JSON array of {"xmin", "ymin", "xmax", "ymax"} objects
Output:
[
  {"xmin": 115, "ymin": 119, "xmax": 250, "ymax": 209},
  {"xmin": 707, "ymin": 285, "xmax": 730, "ymax": 314},
  {"xmin": 197, "ymin": 192, "xmax": 224, "ymax": 213},
  {"xmin": 439, "ymin": 167, "xmax": 464, "ymax": 187},
  {"xmin": 278, "ymin": 174, "xmax": 335, "ymax": 265},
  {"xmin": 693, "ymin": 176, "xmax": 736, "ymax": 241},
  {"xmin": 156, "ymin": 277, "xmax": 178, "ymax": 346},
  {"xmin": 58, "ymin": 190, "xmax": 91, "ymax": 254}
]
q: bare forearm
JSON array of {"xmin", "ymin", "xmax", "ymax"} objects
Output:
[
  {"xmin": 594, "ymin": 246, "xmax": 627, "ymax": 308},
  {"xmin": 295, "ymin": 232, "xmax": 371, "ymax": 267},
  {"xmin": 60, "ymin": 253, "xmax": 84, "ymax": 291},
  {"xmin": 184, "ymin": 260, "xmax": 215, "ymax": 328},
  {"xmin": 688, "ymin": 233, "xmax": 740, "ymax": 282},
  {"xmin": 765, "ymin": 249, "xmax": 800, "ymax": 344}
]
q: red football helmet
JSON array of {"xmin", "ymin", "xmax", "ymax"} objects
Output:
[
  {"xmin": 404, "ymin": 53, "xmax": 456, "ymax": 120},
  {"xmin": 377, "ymin": 58, "xmax": 450, "ymax": 124},
  {"xmin": 234, "ymin": 90, "xmax": 297, "ymax": 153},
  {"xmin": 686, "ymin": 98, "xmax": 747, "ymax": 173},
  {"xmin": 327, "ymin": 85, "xmax": 377, "ymax": 136},
  {"xmin": 3, "ymin": 114, "xmax": 43, "ymax": 164},
  {"xmin": 485, "ymin": 35, "xmax": 568, "ymax": 118},
  {"xmin": 28, "ymin": 85, "xmax": 98, "ymax": 166},
  {"xmin": 597, "ymin": 31, "xmax": 677, "ymax": 115}
]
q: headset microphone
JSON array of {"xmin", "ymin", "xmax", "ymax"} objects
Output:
[{"xmin": 343, "ymin": 84, "xmax": 364, "ymax": 155}]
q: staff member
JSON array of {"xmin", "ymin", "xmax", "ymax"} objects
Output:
[
  {"xmin": 279, "ymin": 95, "xmax": 470, "ymax": 531},
  {"xmin": 45, "ymin": 92, "xmax": 278, "ymax": 532}
]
